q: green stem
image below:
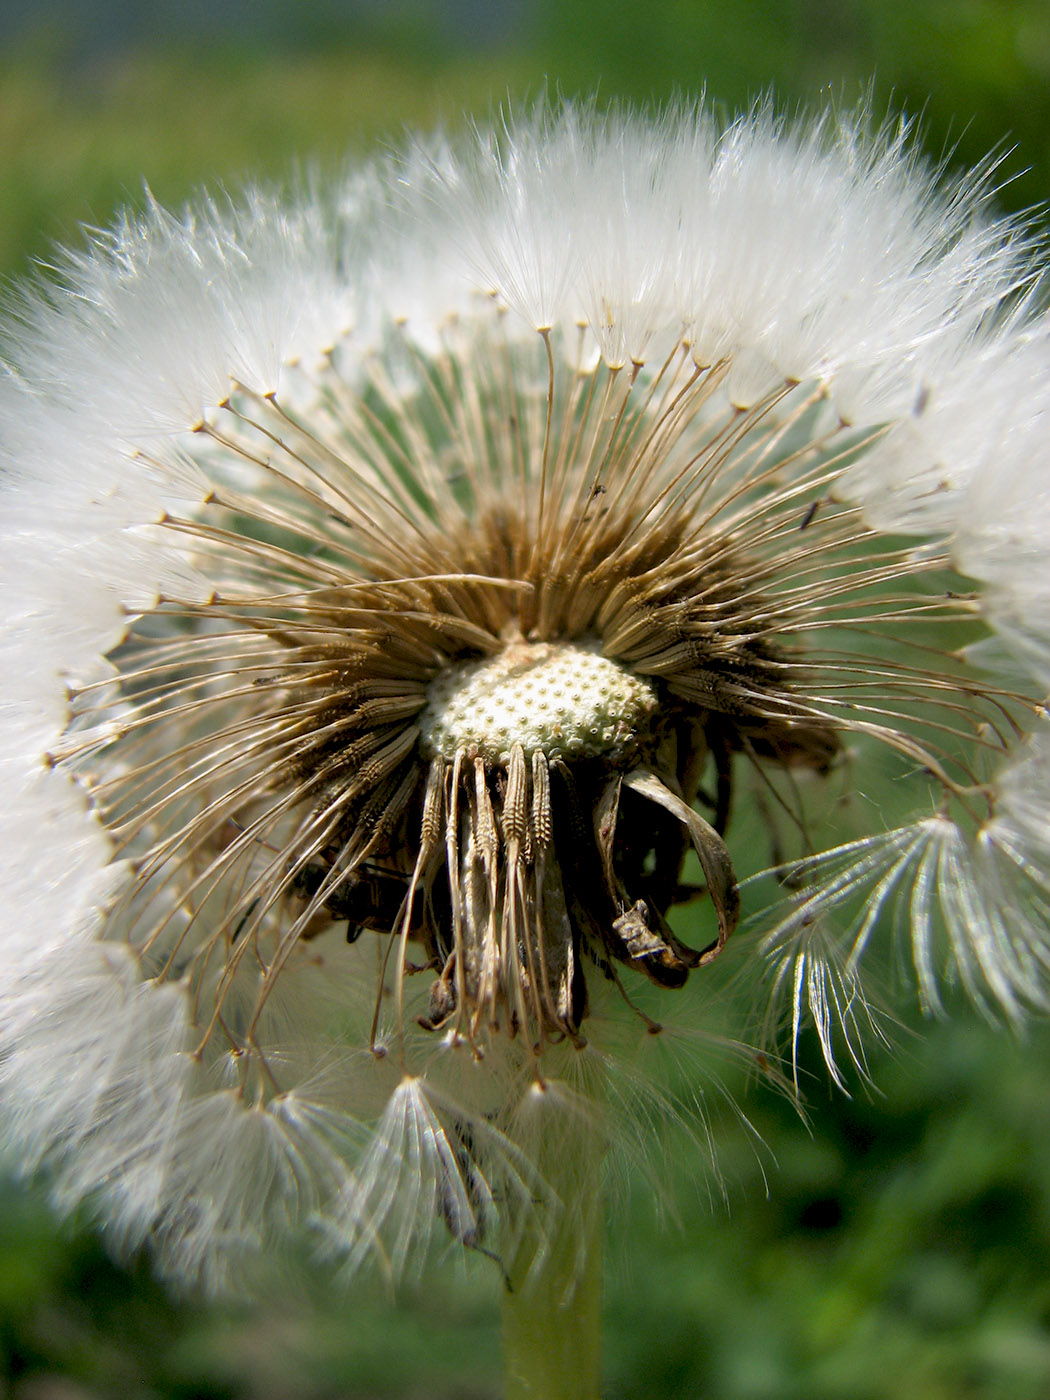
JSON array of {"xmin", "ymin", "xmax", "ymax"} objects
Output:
[{"xmin": 500, "ymin": 1141, "xmax": 603, "ymax": 1400}]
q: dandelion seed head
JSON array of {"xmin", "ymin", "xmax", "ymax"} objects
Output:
[{"xmin": 3, "ymin": 97, "xmax": 1050, "ymax": 1290}]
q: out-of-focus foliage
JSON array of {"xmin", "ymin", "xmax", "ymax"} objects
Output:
[
  {"xmin": 0, "ymin": 47, "xmax": 530, "ymax": 277},
  {"xmin": 537, "ymin": 0, "xmax": 1050, "ymax": 214},
  {"xmin": 2, "ymin": 3, "xmax": 1050, "ymax": 1397}
]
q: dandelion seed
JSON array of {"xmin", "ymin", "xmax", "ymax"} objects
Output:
[{"xmin": 2, "ymin": 101, "xmax": 1050, "ymax": 1347}]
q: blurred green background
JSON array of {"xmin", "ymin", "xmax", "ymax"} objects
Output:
[{"xmin": 4, "ymin": 3, "xmax": 1050, "ymax": 1397}]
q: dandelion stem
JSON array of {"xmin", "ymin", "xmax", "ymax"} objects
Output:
[{"xmin": 501, "ymin": 1136, "xmax": 603, "ymax": 1400}]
